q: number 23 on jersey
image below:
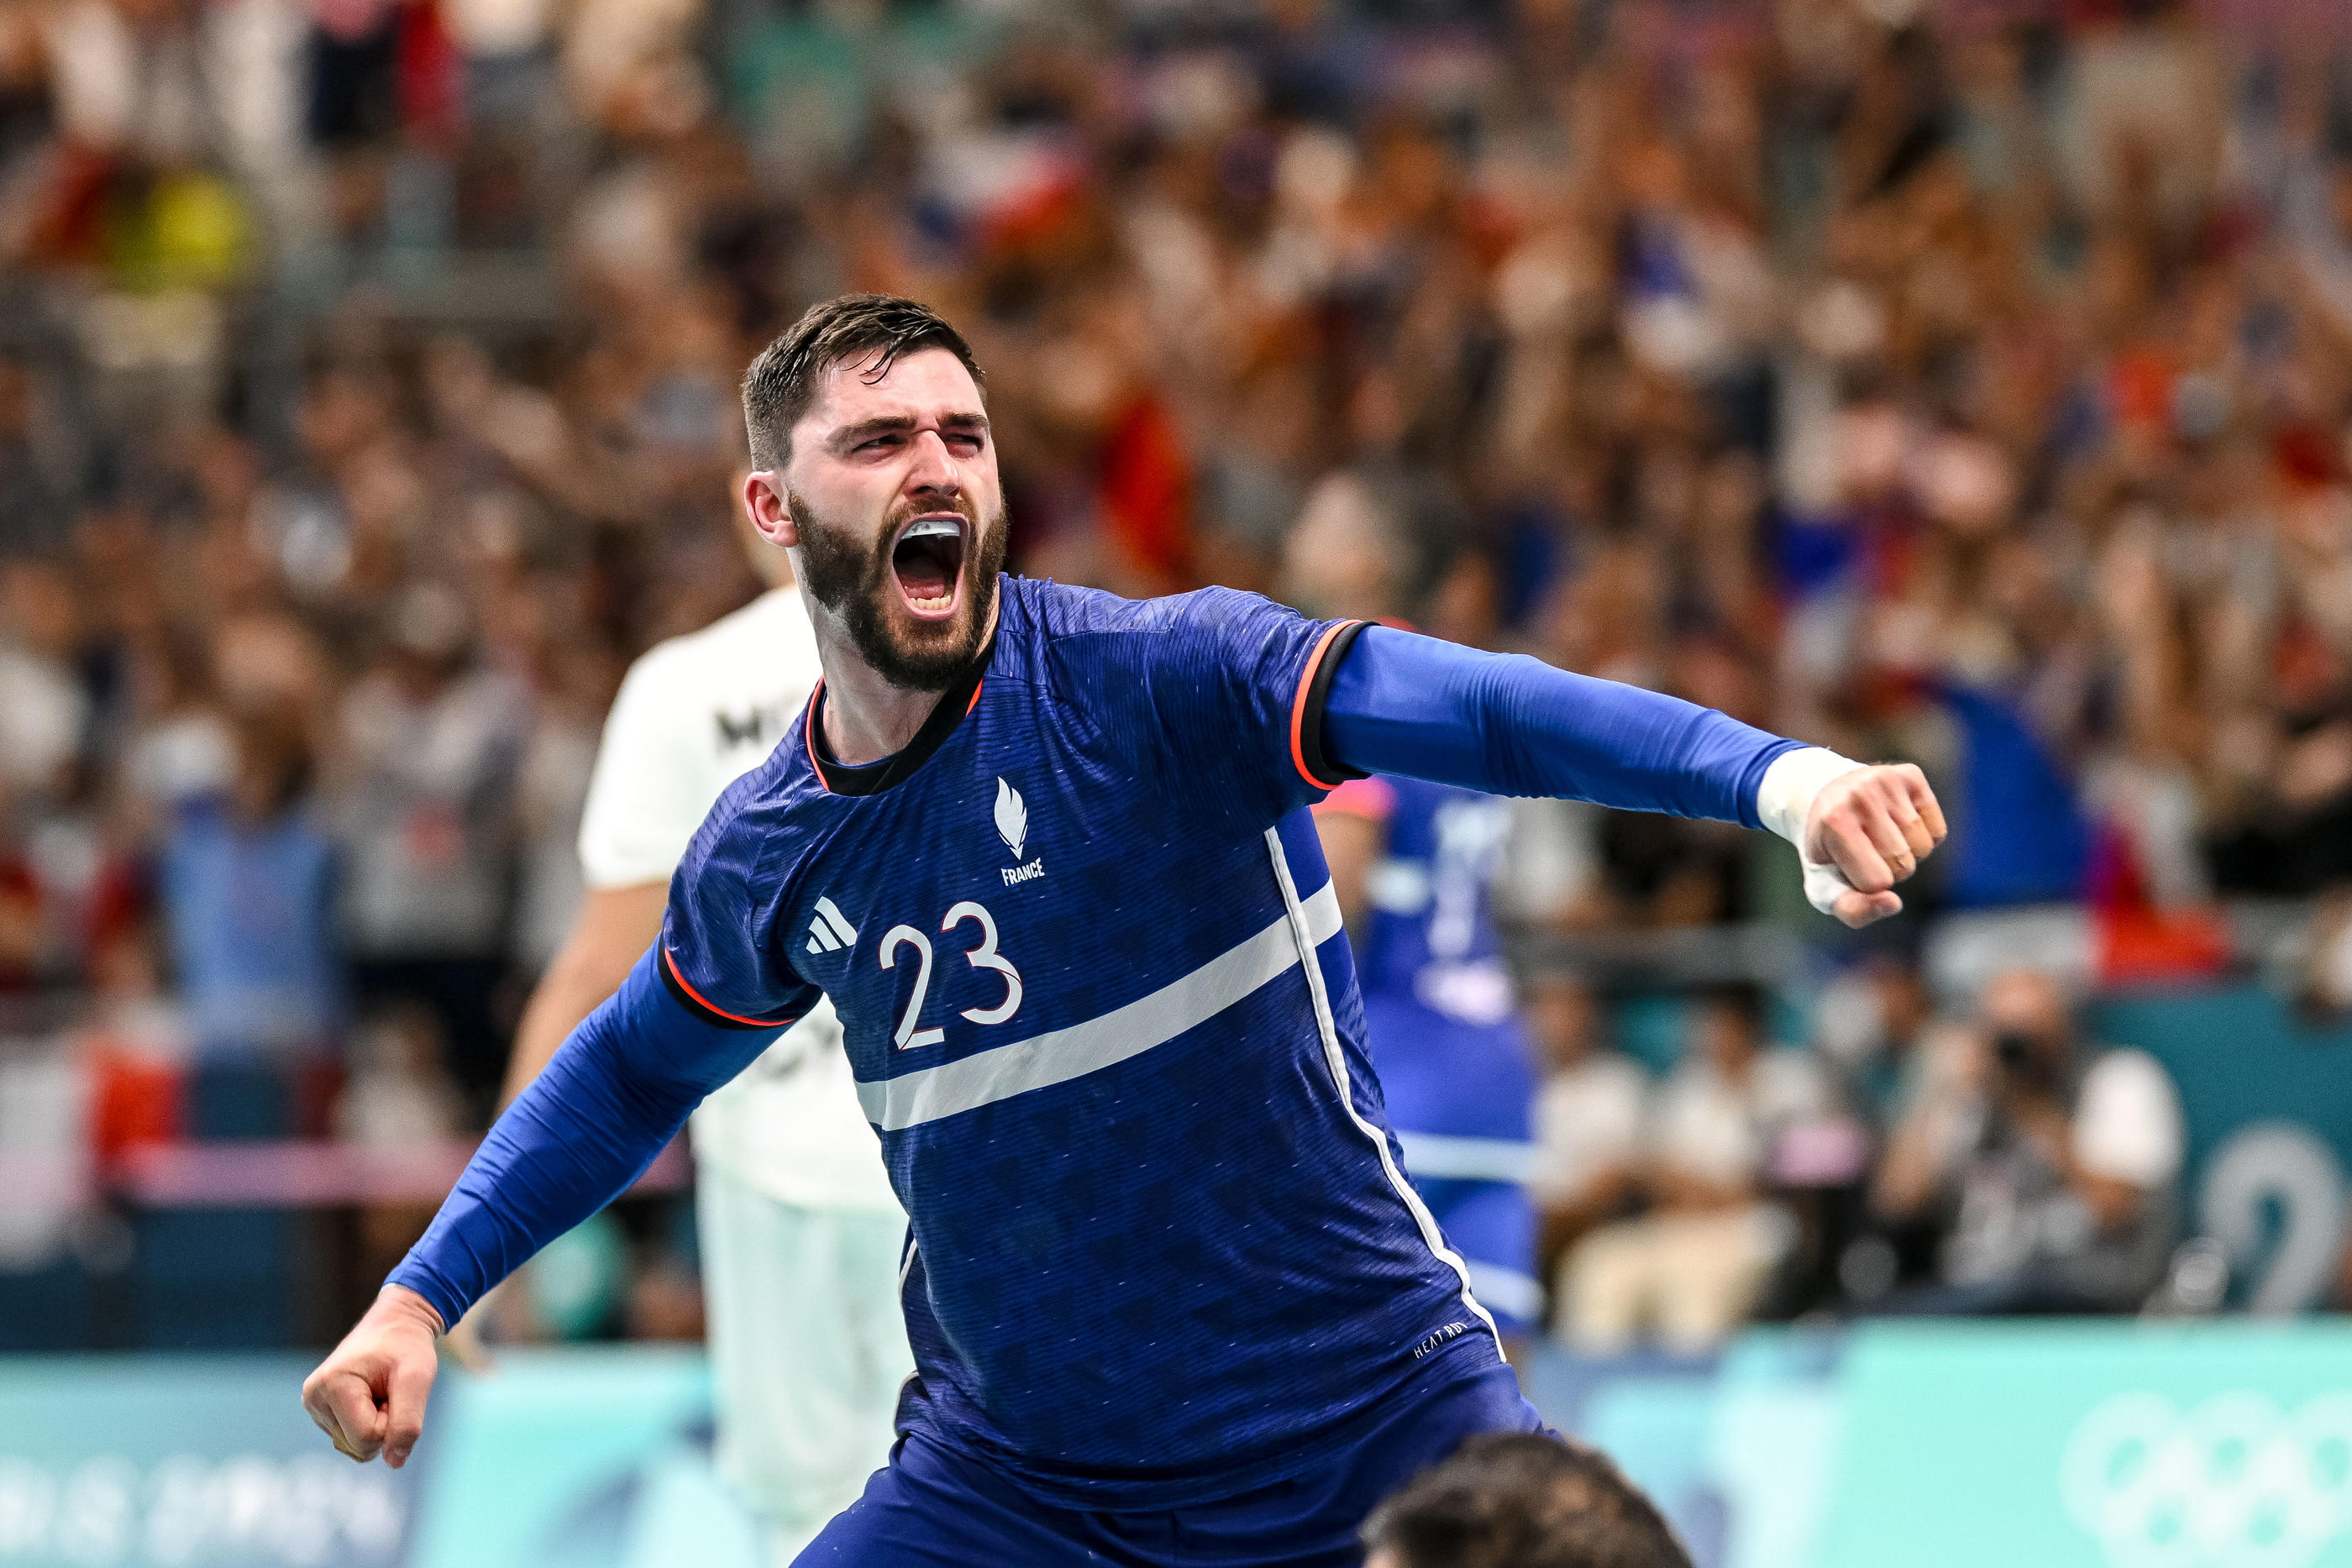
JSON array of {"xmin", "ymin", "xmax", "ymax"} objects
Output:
[{"xmin": 879, "ymin": 899, "xmax": 1023, "ymax": 1049}]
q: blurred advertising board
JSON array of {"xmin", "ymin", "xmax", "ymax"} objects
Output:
[
  {"xmin": 0, "ymin": 1357, "xmax": 412, "ymax": 1568},
  {"xmin": 2093, "ymin": 988, "xmax": 2352, "ymax": 1314},
  {"xmin": 1817, "ymin": 1323, "xmax": 2352, "ymax": 1568},
  {"xmin": 402, "ymin": 1348, "xmax": 759, "ymax": 1568},
  {"xmin": 5, "ymin": 1328, "xmax": 2351, "ymax": 1567},
  {"xmin": 1535, "ymin": 1324, "xmax": 2352, "ymax": 1568},
  {"xmin": 1525, "ymin": 1330, "xmax": 1848, "ymax": 1568},
  {"xmin": 0, "ymin": 1350, "xmax": 759, "ymax": 1568}
]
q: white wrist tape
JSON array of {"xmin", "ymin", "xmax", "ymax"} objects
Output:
[{"xmin": 1756, "ymin": 747, "xmax": 1866, "ymax": 915}]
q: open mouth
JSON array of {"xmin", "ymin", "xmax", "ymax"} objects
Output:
[{"xmin": 890, "ymin": 516, "xmax": 967, "ymax": 620}]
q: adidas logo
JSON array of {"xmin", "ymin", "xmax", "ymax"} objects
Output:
[{"xmin": 805, "ymin": 896, "xmax": 858, "ymax": 955}]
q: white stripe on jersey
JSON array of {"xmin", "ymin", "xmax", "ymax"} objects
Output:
[
  {"xmin": 1263, "ymin": 827, "xmax": 1504, "ymax": 1356},
  {"xmin": 1395, "ymin": 1133, "xmax": 1537, "ymax": 1186},
  {"xmin": 854, "ymin": 879, "xmax": 1343, "ymax": 1132}
]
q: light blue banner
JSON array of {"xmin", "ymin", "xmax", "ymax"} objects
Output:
[
  {"xmin": 9, "ymin": 1327, "xmax": 2352, "ymax": 1568},
  {"xmin": 0, "ymin": 1356, "xmax": 416, "ymax": 1568},
  {"xmin": 1818, "ymin": 1323, "xmax": 2352, "ymax": 1568}
]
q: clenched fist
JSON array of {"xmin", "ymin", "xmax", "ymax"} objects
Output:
[
  {"xmin": 301, "ymin": 1285, "xmax": 446, "ymax": 1468},
  {"xmin": 1756, "ymin": 750, "xmax": 1948, "ymax": 928},
  {"xmin": 1799, "ymin": 762, "xmax": 1947, "ymax": 927}
]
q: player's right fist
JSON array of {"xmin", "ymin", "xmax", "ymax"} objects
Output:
[
  {"xmin": 301, "ymin": 1284, "xmax": 446, "ymax": 1469},
  {"xmin": 1802, "ymin": 761, "xmax": 1946, "ymax": 927}
]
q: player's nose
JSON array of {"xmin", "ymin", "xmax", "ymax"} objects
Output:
[{"xmin": 905, "ymin": 428, "xmax": 961, "ymax": 496}]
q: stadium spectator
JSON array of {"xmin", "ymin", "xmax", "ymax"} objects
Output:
[
  {"xmin": 1557, "ymin": 983, "xmax": 1826, "ymax": 1354},
  {"xmin": 1525, "ymin": 974, "xmax": 1646, "ymax": 1303},
  {"xmin": 2298, "ymin": 886, "xmax": 2352, "ymax": 1022},
  {"xmin": 0, "ymin": 789, "xmax": 50, "ymax": 994},
  {"xmin": 334, "ymin": 1004, "xmax": 464, "ymax": 1151},
  {"xmin": 1872, "ymin": 967, "xmax": 2186, "ymax": 1315},
  {"xmin": 1362, "ymin": 1433, "xmax": 1693, "ymax": 1568},
  {"xmin": 156, "ymin": 698, "xmax": 340, "ymax": 1058},
  {"xmin": 334, "ymin": 582, "xmax": 528, "ymax": 1109},
  {"xmin": 507, "ymin": 649, "xmax": 608, "ymax": 980},
  {"xmin": 0, "ymin": 560, "xmax": 87, "ymax": 800},
  {"xmin": 1811, "ymin": 955, "xmax": 1935, "ymax": 1132}
]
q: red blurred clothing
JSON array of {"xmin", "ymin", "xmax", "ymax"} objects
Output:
[
  {"xmin": 1098, "ymin": 394, "xmax": 1194, "ymax": 592},
  {"xmin": 83, "ymin": 1040, "xmax": 183, "ymax": 1171}
]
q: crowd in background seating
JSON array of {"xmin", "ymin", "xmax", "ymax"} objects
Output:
[{"xmin": 1, "ymin": 0, "xmax": 2349, "ymax": 1348}]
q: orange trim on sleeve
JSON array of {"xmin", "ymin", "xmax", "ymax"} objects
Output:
[
  {"xmin": 663, "ymin": 947, "xmax": 796, "ymax": 1029},
  {"xmin": 1289, "ymin": 621, "xmax": 1357, "ymax": 790}
]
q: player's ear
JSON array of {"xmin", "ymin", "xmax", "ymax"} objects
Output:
[{"xmin": 743, "ymin": 469, "xmax": 798, "ymax": 549}]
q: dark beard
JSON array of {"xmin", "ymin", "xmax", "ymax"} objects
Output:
[{"xmin": 791, "ymin": 489, "xmax": 1007, "ymax": 692}]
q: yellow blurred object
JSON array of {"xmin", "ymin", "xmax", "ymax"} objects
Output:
[{"xmin": 109, "ymin": 170, "xmax": 249, "ymax": 292}]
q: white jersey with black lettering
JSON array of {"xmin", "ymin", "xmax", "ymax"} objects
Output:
[{"xmin": 578, "ymin": 586, "xmax": 900, "ymax": 1214}]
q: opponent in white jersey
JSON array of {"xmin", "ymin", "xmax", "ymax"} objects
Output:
[{"xmin": 502, "ymin": 569, "xmax": 908, "ymax": 1564}]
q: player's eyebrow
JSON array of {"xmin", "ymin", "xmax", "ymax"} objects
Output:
[{"xmin": 830, "ymin": 412, "xmax": 990, "ymax": 452}]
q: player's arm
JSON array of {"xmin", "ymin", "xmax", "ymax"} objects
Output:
[
  {"xmin": 433, "ymin": 882, "xmax": 666, "ymax": 1366},
  {"xmin": 1317, "ymin": 626, "xmax": 1945, "ymax": 930},
  {"xmin": 501, "ymin": 882, "xmax": 669, "ymax": 1109},
  {"xmin": 302, "ymin": 946, "xmax": 790, "ymax": 1466}
]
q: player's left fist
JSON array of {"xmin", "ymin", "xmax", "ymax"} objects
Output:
[{"xmin": 1803, "ymin": 763, "xmax": 1947, "ymax": 929}]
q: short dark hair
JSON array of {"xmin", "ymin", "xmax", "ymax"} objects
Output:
[
  {"xmin": 741, "ymin": 294, "xmax": 984, "ymax": 471},
  {"xmin": 1362, "ymin": 1434, "xmax": 1692, "ymax": 1568}
]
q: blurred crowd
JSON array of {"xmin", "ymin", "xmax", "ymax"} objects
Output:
[
  {"xmin": 3, "ymin": 0, "xmax": 2352, "ymax": 1347},
  {"xmin": 1527, "ymin": 959, "xmax": 2200, "ymax": 1353}
]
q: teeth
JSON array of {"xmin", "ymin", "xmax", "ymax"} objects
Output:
[{"xmin": 902, "ymin": 518, "xmax": 961, "ymax": 542}]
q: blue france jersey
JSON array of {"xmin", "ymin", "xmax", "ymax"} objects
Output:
[{"xmin": 659, "ymin": 579, "xmax": 1504, "ymax": 1509}]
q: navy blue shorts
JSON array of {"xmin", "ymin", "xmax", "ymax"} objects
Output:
[{"xmin": 792, "ymin": 1359, "xmax": 1542, "ymax": 1566}]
